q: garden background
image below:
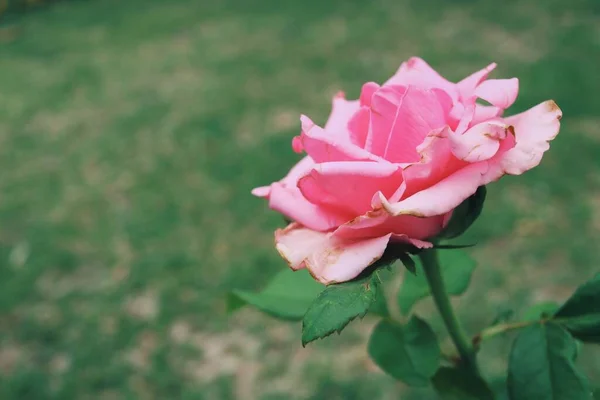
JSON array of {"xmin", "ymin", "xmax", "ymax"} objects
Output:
[{"xmin": 0, "ymin": 0, "xmax": 599, "ymax": 398}]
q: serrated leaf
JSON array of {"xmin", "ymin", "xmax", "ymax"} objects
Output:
[
  {"xmin": 437, "ymin": 186, "xmax": 486, "ymax": 240},
  {"xmin": 431, "ymin": 367, "xmax": 495, "ymax": 400},
  {"xmin": 367, "ymin": 316, "xmax": 440, "ymax": 386},
  {"xmin": 302, "ymin": 274, "xmax": 379, "ymax": 346},
  {"xmin": 555, "ymin": 274, "xmax": 600, "ymax": 343},
  {"xmin": 523, "ymin": 301, "xmax": 559, "ymax": 322},
  {"xmin": 508, "ymin": 323, "xmax": 591, "ymax": 400},
  {"xmin": 228, "ymin": 269, "xmax": 323, "ymax": 321},
  {"xmin": 397, "ymin": 250, "xmax": 476, "ymax": 314}
]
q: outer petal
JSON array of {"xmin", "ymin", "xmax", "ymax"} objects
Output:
[
  {"xmin": 449, "ymin": 121, "xmax": 511, "ymax": 163},
  {"xmin": 472, "ymin": 104, "xmax": 502, "ymax": 125},
  {"xmin": 274, "ymin": 223, "xmax": 394, "ymax": 284},
  {"xmin": 275, "ymin": 223, "xmax": 328, "ymax": 270},
  {"xmin": 300, "ymin": 115, "xmax": 387, "ymax": 163},
  {"xmin": 474, "ymin": 78, "xmax": 519, "ymax": 109},
  {"xmin": 378, "ymin": 162, "xmax": 489, "ymax": 217},
  {"xmin": 251, "ymin": 156, "xmax": 315, "ymax": 198},
  {"xmin": 495, "ymin": 100, "xmax": 562, "ymax": 176},
  {"xmin": 385, "ymin": 57, "xmax": 457, "ymax": 99},
  {"xmin": 298, "ymin": 161, "xmax": 402, "ymax": 215},
  {"xmin": 359, "ymin": 82, "xmax": 380, "ymax": 107},
  {"xmin": 456, "ymin": 62, "xmax": 497, "ymax": 100},
  {"xmin": 334, "ymin": 208, "xmax": 445, "ymax": 241},
  {"xmin": 347, "ymin": 106, "xmax": 370, "ymax": 148},
  {"xmin": 306, "ymin": 234, "xmax": 393, "ymax": 284},
  {"xmin": 268, "ymin": 183, "xmax": 352, "ymax": 231},
  {"xmin": 324, "ymin": 92, "xmax": 360, "ymax": 138}
]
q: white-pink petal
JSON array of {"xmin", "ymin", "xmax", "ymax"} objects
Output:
[
  {"xmin": 498, "ymin": 100, "xmax": 562, "ymax": 176},
  {"xmin": 474, "ymin": 78, "xmax": 519, "ymax": 109}
]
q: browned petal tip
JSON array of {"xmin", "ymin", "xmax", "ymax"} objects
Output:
[{"xmin": 547, "ymin": 100, "xmax": 562, "ymax": 119}]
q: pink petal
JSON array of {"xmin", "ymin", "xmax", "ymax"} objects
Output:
[
  {"xmin": 334, "ymin": 208, "xmax": 445, "ymax": 241},
  {"xmin": 360, "ymin": 82, "xmax": 380, "ymax": 107},
  {"xmin": 495, "ymin": 100, "xmax": 562, "ymax": 177},
  {"xmin": 347, "ymin": 106, "xmax": 370, "ymax": 148},
  {"xmin": 378, "ymin": 162, "xmax": 489, "ymax": 217},
  {"xmin": 385, "ymin": 57, "xmax": 457, "ymax": 99},
  {"xmin": 292, "ymin": 136, "xmax": 304, "ymax": 153},
  {"xmin": 449, "ymin": 121, "xmax": 510, "ymax": 162},
  {"xmin": 251, "ymin": 156, "xmax": 314, "ymax": 198},
  {"xmin": 300, "ymin": 115, "xmax": 385, "ymax": 163},
  {"xmin": 324, "ymin": 92, "xmax": 360, "ymax": 138},
  {"xmin": 297, "ymin": 161, "xmax": 402, "ymax": 215},
  {"xmin": 474, "ymin": 78, "xmax": 519, "ymax": 109},
  {"xmin": 283, "ymin": 155, "xmax": 315, "ymax": 184},
  {"xmin": 400, "ymin": 127, "xmax": 467, "ymax": 200},
  {"xmin": 275, "ymin": 223, "xmax": 328, "ymax": 270},
  {"xmin": 274, "ymin": 223, "xmax": 395, "ymax": 284},
  {"xmin": 368, "ymin": 86, "xmax": 451, "ymax": 162},
  {"xmin": 268, "ymin": 182, "xmax": 352, "ymax": 231},
  {"xmin": 456, "ymin": 63, "xmax": 497, "ymax": 100},
  {"xmin": 472, "ymin": 104, "xmax": 502, "ymax": 125},
  {"xmin": 251, "ymin": 186, "xmax": 271, "ymax": 197},
  {"xmin": 306, "ymin": 234, "xmax": 392, "ymax": 284}
]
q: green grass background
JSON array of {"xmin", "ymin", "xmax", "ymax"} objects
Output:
[{"xmin": 0, "ymin": 0, "xmax": 599, "ymax": 398}]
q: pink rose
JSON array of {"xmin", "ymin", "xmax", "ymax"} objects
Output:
[{"xmin": 253, "ymin": 57, "xmax": 561, "ymax": 285}]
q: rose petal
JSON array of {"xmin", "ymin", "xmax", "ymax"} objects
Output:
[
  {"xmin": 401, "ymin": 126, "xmax": 467, "ymax": 200},
  {"xmin": 378, "ymin": 162, "xmax": 489, "ymax": 217},
  {"xmin": 298, "ymin": 161, "xmax": 402, "ymax": 215},
  {"xmin": 347, "ymin": 106, "xmax": 370, "ymax": 148},
  {"xmin": 306, "ymin": 234, "xmax": 392, "ymax": 284},
  {"xmin": 269, "ymin": 183, "xmax": 351, "ymax": 231},
  {"xmin": 494, "ymin": 100, "xmax": 562, "ymax": 177},
  {"xmin": 385, "ymin": 57, "xmax": 457, "ymax": 99},
  {"xmin": 251, "ymin": 156, "xmax": 314, "ymax": 198},
  {"xmin": 300, "ymin": 115, "xmax": 385, "ymax": 163},
  {"xmin": 474, "ymin": 78, "xmax": 519, "ymax": 109},
  {"xmin": 334, "ymin": 208, "xmax": 445, "ymax": 241},
  {"xmin": 368, "ymin": 86, "xmax": 450, "ymax": 162},
  {"xmin": 324, "ymin": 92, "xmax": 360, "ymax": 138},
  {"xmin": 449, "ymin": 121, "xmax": 510, "ymax": 163},
  {"xmin": 472, "ymin": 104, "xmax": 502, "ymax": 125},
  {"xmin": 251, "ymin": 186, "xmax": 271, "ymax": 197},
  {"xmin": 275, "ymin": 223, "xmax": 328, "ymax": 270},
  {"xmin": 360, "ymin": 82, "xmax": 380, "ymax": 107},
  {"xmin": 456, "ymin": 62, "xmax": 497, "ymax": 100}
]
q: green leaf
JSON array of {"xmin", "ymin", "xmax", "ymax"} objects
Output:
[
  {"xmin": 555, "ymin": 274, "xmax": 600, "ymax": 343},
  {"xmin": 523, "ymin": 301, "xmax": 559, "ymax": 322},
  {"xmin": 397, "ymin": 250, "xmax": 476, "ymax": 314},
  {"xmin": 228, "ymin": 269, "xmax": 323, "ymax": 321},
  {"xmin": 302, "ymin": 274, "xmax": 379, "ymax": 346},
  {"xmin": 367, "ymin": 316, "xmax": 440, "ymax": 387},
  {"xmin": 507, "ymin": 323, "xmax": 591, "ymax": 400},
  {"xmin": 431, "ymin": 367, "xmax": 495, "ymax": 400},
  {"xmin": 437, "ymin": 186, "xmax": 486, "ymax": 240},
  {"xmin": 369, "ymin": 282, "xmax": 390, "ymax": 317}
]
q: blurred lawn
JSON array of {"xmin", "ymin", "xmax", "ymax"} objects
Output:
[{"xmin": 0, "ymin": 0, "xmax": 600, "ymax": 398}]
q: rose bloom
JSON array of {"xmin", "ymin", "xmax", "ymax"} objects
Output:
[{"xmin": 253, "ymin": 57, "xmax": 561, "ymax": 285}]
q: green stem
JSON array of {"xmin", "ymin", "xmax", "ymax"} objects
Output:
[
  {"xmin": 478, "ymin": 320, "xmax": 534, "ymax": 341},
  {"xmin": 419, "ymin": 249, "xmax": 479, "ymax": 374}
]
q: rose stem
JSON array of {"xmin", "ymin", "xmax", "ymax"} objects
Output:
[{"xmin": 419, "ymin": 248, "xmax": 480, "ymax": 375}]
